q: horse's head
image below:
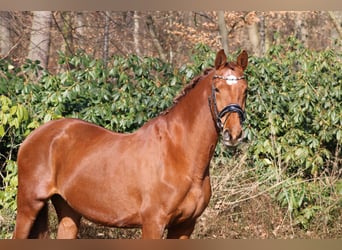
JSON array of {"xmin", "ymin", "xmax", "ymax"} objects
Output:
[{"xmin": 210, "ymin": 49, "xmax": 248, "ymax": 147}]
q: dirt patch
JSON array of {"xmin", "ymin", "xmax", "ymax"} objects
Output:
[{"xmin": 68, "ymin": 193, "xmax": 340, "ymax": 239}]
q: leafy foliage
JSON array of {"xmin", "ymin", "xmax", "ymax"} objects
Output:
[
  {"xmin": 246, "ymin": 38, "xmax": 341, "ymax": 176},
  {"xmin": 0, "ymin": 95, "xmax": 30, "ymax": 238},
  {"xmin": 0, "ymin": 40, "xmax": 341, "ymax": 237},
  {"xmin": 244, "ymin": 37, "xmax": 341, "ymax": 228}
]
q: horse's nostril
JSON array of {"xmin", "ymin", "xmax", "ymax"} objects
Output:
[
  {"xmin": 223, "ymin": 130, "xmax": 230, "ymax": 140},
  {"xmin": 223, "ymin": 128, "xmax": 244, "ymax": 143}
]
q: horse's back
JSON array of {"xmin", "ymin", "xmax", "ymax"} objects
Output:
[{"xmin": 17, "ymin": 118, "xmax": 115, "ymax": 197}]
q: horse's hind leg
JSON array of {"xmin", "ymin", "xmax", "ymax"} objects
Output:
[
  {"xmin": 29, "ymin": 203, "xmax": 50, "ymax": 238},
  {"xmin": 51, "ymin": 195, "xmax": 81, "ymax": 239},
  {"xmin": 13, "ymin": 200, "xmax": 49, "ymax": 239}
]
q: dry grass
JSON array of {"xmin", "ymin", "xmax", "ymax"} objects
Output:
[
  {"xmin": 192, "ymin": 147, "xmax": 342, "ymax": 239},
  {"xmin": 72, "ymin": 191, "xmax": 341, "ymax": 239}
]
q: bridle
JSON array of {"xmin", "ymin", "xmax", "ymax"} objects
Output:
[{"xmin": 208, "ymin": 74, "xmax": 246, "ymax": 132}]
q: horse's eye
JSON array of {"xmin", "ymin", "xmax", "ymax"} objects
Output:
[{"xmin": 215, "ymin": 87, "xmax": 220, "ymax": 93}]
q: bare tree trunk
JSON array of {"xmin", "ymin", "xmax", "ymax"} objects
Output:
[
  {"xmin": 295, "ymin": 12, "xmax": 308, "ymax": 47},
  {"xmin": 133, "ymin": 11, "xmax": 141, "ymax": 56},
  {"xmin": 146, "ymin": 14, "xmax": 166, "ymax": 61},
  {"xmin": 247, "ymin": 23, "xmax": 260, "ymax": 56},
  {"xmin": 244, "ymin": 12, "xmax": 261, "ymax": 56},
  {"xmin": 0, "ymin": 11, "xmax": 11, "ymax": 57},
  {"xmin": 328, "ymin": 11, "xmax": 342, "ymax": 40},
  {"xmin": 61, "ymin": 11, "xmax": 74, "ymax": 56},
  {"xmin": 168, "ymin": 11, "xmax": 174, "ymax": 63},
  {"xmin": 217, "ymin": 11, "xmax": 229, "ymax": 55},
  {"xmin": 75, "ymin": 12, "xmax": 86, "ymax": 48},
  {"xmin": 259, "ymin": 12, "xmax": 268, "ymax": 55},
  {"xmin": 27, "ymin": 11, "xmax": 52, "ymax": 68},
  {"xmin": 103, "ymin": 11, "xmax": 110, "ymax": 67}
]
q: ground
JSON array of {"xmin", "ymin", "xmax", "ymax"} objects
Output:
[{"xmin": 68, "ymin": 194, "xmax": 341, "ymax": 239}]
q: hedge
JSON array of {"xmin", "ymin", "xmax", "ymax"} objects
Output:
[{"xmin": 0, "ymin": 40, "xmax": 341, "ymax": 237}]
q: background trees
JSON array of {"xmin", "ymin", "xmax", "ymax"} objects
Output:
[{"xmin": 0, "ymin": 11, "xmax": 341, "ymax": 71}]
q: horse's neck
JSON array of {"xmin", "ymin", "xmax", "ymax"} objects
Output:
[
  {"xmin": 163, "ymin": 73, "xmax": 219, "ymax": 178},
  {"xmin": 170, "ymin": 73, "xmax": 218, "ymax": 140}
]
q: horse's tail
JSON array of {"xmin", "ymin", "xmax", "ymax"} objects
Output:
[{"xmin": 28, "ymin": 202, "xmax": 50, "ymax": 238}]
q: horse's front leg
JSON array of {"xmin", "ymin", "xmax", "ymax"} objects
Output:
[
  {"xmin": 141, "ymin": 221, "xmax": 165, "ymax": 239},
  {"xmin": 141, "ymin": 212, "xmax": 167, "ymax": 239}
]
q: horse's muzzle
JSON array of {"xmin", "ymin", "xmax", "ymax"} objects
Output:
[{"xmin": 222, "ymin": 129, "xmax": 244, "ymax": 147}]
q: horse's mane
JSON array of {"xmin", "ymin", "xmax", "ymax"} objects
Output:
[{"xmin": 161, "ymin": 68, "xmax": 213, "ymax": 115}]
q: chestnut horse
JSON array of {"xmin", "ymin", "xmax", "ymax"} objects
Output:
[{"xmin": 13, "ymin": 49, "xmax": 248, "ymax": 239}]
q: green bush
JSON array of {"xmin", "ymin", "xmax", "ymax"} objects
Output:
[
  {"xmin": 0, "ymin": 95, "xmax": 30, "ymax": 238},
  {"xmin": 0, "ymin": 39, "xmax": 341, "ymax": 237},
  {"xmin": 246, "ymin": 38, "xmax": 341, "ymax": 177},
  {"xmin": 244, "ymin": 37, "xmax": 341, "ymax": 228}
]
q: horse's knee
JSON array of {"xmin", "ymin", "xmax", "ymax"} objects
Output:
[{"xmin": 141, "ymin": 218, "xmax": 166, "ymax": 239}]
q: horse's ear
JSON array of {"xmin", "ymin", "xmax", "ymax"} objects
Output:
[
  {"xmin": 237, "ymin": 50, "xmax": 248, "ymax": 71},
  {"xmin": 215, "ymin": 49, "xmax": 227, "ymax": 69}
]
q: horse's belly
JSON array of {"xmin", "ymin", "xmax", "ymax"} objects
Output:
[
  {"xmin": 59, "ymin": 177, "xmax": 143, "ymax": 227},
  {"xmin": 66, "ymin": 194, "xmax": 142, "ymax": 227}
]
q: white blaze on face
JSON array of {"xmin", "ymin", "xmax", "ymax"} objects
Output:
[{"xmin": 225, "ymin": 75, "xmax": 238, "ymax": 85}]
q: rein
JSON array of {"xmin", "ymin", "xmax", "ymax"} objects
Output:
[{"xmin": 208, "ymin": 75, "xmax": 246, "ymax": 132}]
